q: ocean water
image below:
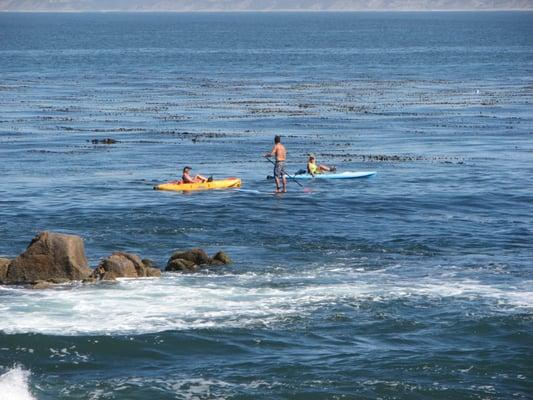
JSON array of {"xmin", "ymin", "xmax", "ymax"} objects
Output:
[{"xmin": 0, "ymin": 11, "xmax": 532, "ymax": 399}]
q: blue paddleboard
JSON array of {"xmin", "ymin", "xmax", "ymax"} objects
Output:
[{"xmin": 289, "ymin": 171, "xmax": 376, "ymax": 180}]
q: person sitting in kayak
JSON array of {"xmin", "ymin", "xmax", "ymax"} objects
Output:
[
  {"xmin": 307, "ymin": 154, "xmax": 336, "ymax": 176},
  {"xmin": 181, "ymin": 166, "xmax": 210, "ymax": 183}
]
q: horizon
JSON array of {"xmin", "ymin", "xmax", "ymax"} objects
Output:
[
  {"xmin": 2, "ymin": 8, "xmax": 533, "ymax": 12},
  {"xmin": 1, "ymin": 0, "xmax": 532, "ymax": 12}
]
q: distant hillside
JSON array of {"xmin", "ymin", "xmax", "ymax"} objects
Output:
[{"xmin": 1, "ymin": 0, "xmax": 532, "ymax": 11}]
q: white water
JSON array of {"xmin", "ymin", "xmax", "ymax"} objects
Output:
[
  {"xmin": 0, "ymin": 367, "xmax": 35, "ymax": 400},
  {"xmin": 0, "ymin": 267, "xmax": 531, "ymax": 336}
]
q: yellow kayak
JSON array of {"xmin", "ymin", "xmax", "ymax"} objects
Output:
[{"xmin": 154, "ymin": 177, "xmax": 241, "ymax": 192}]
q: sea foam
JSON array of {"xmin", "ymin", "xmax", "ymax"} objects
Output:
[
  {"xmin": 0, "ymin": 367, "xmax": 35, "ymax": 400},
  {"xmin": 0, "ymin": 268, "xmax": 530, "ymax": 336}
]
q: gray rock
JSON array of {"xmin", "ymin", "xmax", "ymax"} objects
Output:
[{"xmin": 4, "ymin": 232, "xmax": 91, "ymax": 284}]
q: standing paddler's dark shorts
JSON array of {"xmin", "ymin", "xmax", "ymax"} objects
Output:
[{"xmin": 274, "ymin": 161, "xmax": 286, "ymax": 179}]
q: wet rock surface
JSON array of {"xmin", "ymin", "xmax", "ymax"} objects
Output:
[
  {"xmin": 145, "ymin": 267, "xmax": 162, "ymax": 277},
  {"xmin": 166, "ymin": 258, "xmax": 198, "ymax": 273},
  {"xmin": 2, "ymin": 232, "xmax": 91, "ymax": 285},
  {"xmin": 0, "ymin": 234, "xmax": 163, "ymax": 286},
  {"xmin": 90, "ymin": 252, "xmax": 161, "ymax": 281},
  {"xmin": 212, "ymin": 251, "xmax": 232, "ymax": 265},
  {"xmin": 166, "ymin": 249, "xmax": 232, "ymax": 273},
  {"xmin": 31, "ymin": 280, "xmax": 53, "ymax": 290},
  {"xmin": 0, "ymin": 258, "xmax": 10, "ymax": 282},
  {"xmin": 0, "ymin": 233, "xmax": 233, "ymax": 286},
  {"xmin": 168, "ymin": 249, "xmax": 211, "ymax": 266}
]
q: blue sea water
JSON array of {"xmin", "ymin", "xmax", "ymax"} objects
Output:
[{"xmin": 0, "ymin": 11, "xmax": 532, "ymax": 399}]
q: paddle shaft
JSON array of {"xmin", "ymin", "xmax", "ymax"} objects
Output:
[{"xmin": 265, "ymin": 157, "xmax": 304, "ymax": 188}]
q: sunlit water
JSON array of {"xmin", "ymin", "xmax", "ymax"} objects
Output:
[{"xmin": 0, "ymin": 12, "xmax": 532, "ymax": 399}]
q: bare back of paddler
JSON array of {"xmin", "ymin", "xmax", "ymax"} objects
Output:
[{"xmin": 265, "ymin": 135, "xmax": 287, "ymax": 193}]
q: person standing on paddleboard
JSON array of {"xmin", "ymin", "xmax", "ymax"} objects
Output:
[{"xmin": 265, "ymin": 135, "xmax": 287, "ymax": 193}]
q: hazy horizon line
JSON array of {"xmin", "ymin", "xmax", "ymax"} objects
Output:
[{"xmin": 1, "ymin": 8, "xmax": 531, "ymax": 13}]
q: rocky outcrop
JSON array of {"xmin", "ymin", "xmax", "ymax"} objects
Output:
[
  {"xmin": 0, "ymin": 258, "xmax": 10, "ymax": 283},
  {"xmin": 143, "ymin": 259, "xmax": 162, "ymax": 277},
  {"xmin": 31, "ymin": 280, "xmax": 53, "ymax": 290},
  {"xmin": 212, "ymin": 251, "xmax": 232, "ymax": 265},
  {"xmin": 165, "ymin": 249, "xmax": 232, "ymax": 273},
  {"xmin": 90, "ymin": 252, "xmax": 161, "ymax": 281},
  {"xmin": 0, "ymin": 232, "xmax": 232, "ymax": 286},
  {"xmin": 2, "ymin": 232, "xmax": 91, "ymax": 284},
  {"xmin": 168, "ymin": 249, "xmax": 211, "ymax": 266},
  {"xmin": 166, "ymin": 258, "xmax": 198, "ymax": 273},
  {"xmin": 146, "ymin": 268, "xmax": 161, "ymax": 277}
]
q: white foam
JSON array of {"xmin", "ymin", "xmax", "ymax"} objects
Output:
[
  {"xmin": 78, "ymin": 376, "xmax": 272, "ymax": 400},
  {"xmin": 0, "ymin": 367, "xmax": 35, "ymax": 400},
  {"xmin": 0, "ymin": 268, "xmax": 530, "ymax": 336}
]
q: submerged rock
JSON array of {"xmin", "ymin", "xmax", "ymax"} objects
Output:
[
  {"xmin": 91, "ymin": 252, "xmax": 161, "ymax": 280},
  {"xmin": 3, "ymin": 232, "xmax": 91, "ymax": 285}
]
